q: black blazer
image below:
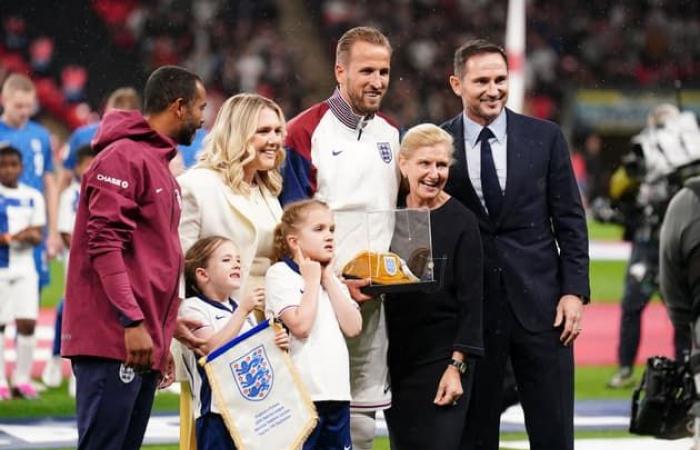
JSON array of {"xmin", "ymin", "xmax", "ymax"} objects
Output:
[{"xmin": 441, "ymin": 109, "xmax": 590, "ymax": 332}]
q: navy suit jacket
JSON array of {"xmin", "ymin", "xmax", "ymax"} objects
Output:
[{"xmin": 442, "ymin": 109, "xmax": 590, "ymax": 332}]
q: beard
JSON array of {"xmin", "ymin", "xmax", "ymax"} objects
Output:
[
  {"xmin": 348, "ymin": 89, "xmax": 383, "ymax": 116},
  {"xmin": 175, "ymin": 114, "xmax": 199, "ymax": 146}
]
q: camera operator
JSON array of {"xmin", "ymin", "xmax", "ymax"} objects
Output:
[
  {"xmin": 598, "ymin": 104, "xmax": 696, "ymax": 388},
  {"xmin": 660, "ymin": 175, "xmax": 700, "ymax": 448}
]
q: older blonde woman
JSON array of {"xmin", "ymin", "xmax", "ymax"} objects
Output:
[
  {"xmin": 384, "ymin": 124, "xmax": 483, "ymax": 450},
  {"xmin": 175, "ymin": 93, "xmax": 286, "ymax": 449}
]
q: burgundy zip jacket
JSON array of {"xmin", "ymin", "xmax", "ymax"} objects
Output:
[{"xmin": 61, "ymin": 110, "xmax": 183, "ymax": 372}]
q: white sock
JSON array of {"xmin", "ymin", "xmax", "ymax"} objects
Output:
[
  {"xmin": 350, "ymin": 411, "xmax": 376, "ymax": 450},
  {"xmin": 0, "ymin": 333, "xmax": 6, "ymax": 386},
  {"xmin": 12, "ymin": 334, "xmax": 35, "ymax": 385}
]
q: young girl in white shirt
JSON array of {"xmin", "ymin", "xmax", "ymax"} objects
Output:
[
  {"xmin": 180, "ymin": 235, "xmax": 288, "ymax": 450},
  {"xmin": 265, "ymin": 199, "xmax": 362, "ymax": 450}
]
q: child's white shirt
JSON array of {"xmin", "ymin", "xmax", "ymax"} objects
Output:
[
  {"xmin": 0, "ymin": 183, "xmax": 45, "ymax": 278},
  {"xmin": 179, "ymin": 294, "xmax": 257, "ymax": 419},
  {"xmin": 58, "ymin": 180, "xmax": 79, "ymax": 235},
  {"xmin": 265, "ymin": 258, "xmax": 356, "ymax": 402}
]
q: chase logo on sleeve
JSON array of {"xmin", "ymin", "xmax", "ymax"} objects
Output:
[{"xmin": 96, "ymin": 173, "xmax": 129, "ymax": 189}]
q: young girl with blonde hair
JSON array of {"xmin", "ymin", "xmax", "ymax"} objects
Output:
[
  {"xmin": 180, "ymin": 235, "xmax": 288, "ymax": 450},
  {"xmin": 265, "ymin": 200, "xmax": 362, "ymax": 450}
]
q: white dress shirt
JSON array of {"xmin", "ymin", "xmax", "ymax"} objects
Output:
[{"xmin": 462, "ymin": 110, "xmax": 508, "ymax": 211}]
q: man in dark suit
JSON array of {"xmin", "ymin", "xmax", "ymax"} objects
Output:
[{"xmin": 441, "ymin": 39, "xmax": 590, "ymax": 450}]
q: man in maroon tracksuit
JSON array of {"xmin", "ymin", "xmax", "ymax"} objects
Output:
[{"xmin": 61, "ymin": 66, "xmax": 207, "ymax": 450}]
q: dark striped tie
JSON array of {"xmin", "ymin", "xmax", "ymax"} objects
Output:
[{"xmin": 478, "ymin": 127, "xmax": 503, "ymax": 218}]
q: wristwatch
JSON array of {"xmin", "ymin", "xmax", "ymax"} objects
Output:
[{"xmin": 448, "ymin": 358, "xmax": 468, "ymax": 375}]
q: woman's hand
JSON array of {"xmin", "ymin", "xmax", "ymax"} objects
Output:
[
  {"xmin": 241, "ymin": 287, "xmax": 265, "ymax": 314},
  {"xmin": 274, "ymin": 329, "xmax": 290, "ymax": 351},
  {"xmin": 434, "ymin": 365, "xmax": 464, "ymax": 406}
]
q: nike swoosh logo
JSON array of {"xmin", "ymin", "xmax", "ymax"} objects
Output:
[
  {"xmin": 344, "ymin": 446, "xmax": 351, "ymax": 450},
  {"xmin": 215, "ymin": 315, "xmax": 226, "ymax": 320},
  {"xmin": 155, "ymin": 188, "xmax": 164, "ymax": 193},
  {"xmin": 331, "ymin": 150, "xmax": 343, "ymax": 156}
]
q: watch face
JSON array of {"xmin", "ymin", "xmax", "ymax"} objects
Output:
[{"xmin": 450, "ymin": 359, "xmax": 467, "ymax": 374}]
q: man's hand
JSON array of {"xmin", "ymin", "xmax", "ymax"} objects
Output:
[
  {"xmin": 342, "ymin": 278, "xmax": 372, "ymax": 303},
  {"xmin": 124, "ymin": 323, "xmax": 154, "ymax": 372},
  {"xmin": 158, "ymin": 351, "xmax": 175, "ymax": 389},
  {"xmin": 174, "ymin": 316, "xmax": 208, "ymax": 356},
  {"xmin": 554, "ymin": 294, "xmax": 584, "ymax": 346}
]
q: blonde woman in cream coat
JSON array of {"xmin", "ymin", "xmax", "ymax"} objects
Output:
[
  {"xmin": 174, "ymin": 93, "xmax": 286, "ymax": 449},
  {"xmin": 179, "ymin": 93, "xmax": 285, "ymax": 303}
]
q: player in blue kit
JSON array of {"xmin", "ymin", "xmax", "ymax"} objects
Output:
[
  {"xmin": 0, "ymin": 74, "xmax": 59, "ymax": 290},
  {"xmin": 0, "ymin": 145, "xmax": 46, "ymax": 400},
  {"xmin": 58, "ymin": 87, "xmax": 141, "ymax": 191}
]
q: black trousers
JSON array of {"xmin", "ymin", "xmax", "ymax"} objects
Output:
[
  {"xmin": 461, "ymin": 298, "xmax": 574, "ymax": 450},
  {"xmin": 618, "ymin": 238, "xmax": 689, "ymax": 366},
  {"xmin": 73, "ymin": 356, "xmax": 159, "ymax": 450}
]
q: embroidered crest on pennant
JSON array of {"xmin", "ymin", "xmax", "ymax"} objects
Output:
[{"xmin": 230, "ymin": 345, "xmax": 274, "ymax": 401}]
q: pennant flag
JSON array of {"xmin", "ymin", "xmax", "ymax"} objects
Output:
[{"xmin": 202, "ymin": 320, "xmax": 317, "ymax": 450}]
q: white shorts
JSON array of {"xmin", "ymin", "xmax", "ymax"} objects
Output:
[
  {"xmin": 346, "ymin": 297, "xmax": 391, "ymax": 411},
  {"xmin": 0, "ymin": 271, "xmax": 39, "ymax": 324}
]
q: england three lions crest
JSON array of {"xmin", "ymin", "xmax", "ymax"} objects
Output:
[
  {"xmin": 230, "ymin": 345, "xmax": 273, "ymax": 401},
  {"xmin": 377, "ymin": 142, "xmax": 392, "ymax": 163}
]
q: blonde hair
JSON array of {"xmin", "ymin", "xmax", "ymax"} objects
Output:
[
  {"xmin": 399, "ymin": 123, "xmax": 455, "ymax": 162},
  {"xmin": 2, "ymin": 73, "xmax": 35, "ymax": 97},
  {"xmin": 105, "ymin": 87, "xmax": 141, "ymax": 112},
  {"xmin": 336, "ymin": 26, "xmax": 392, "ymax": 65},
  {"xmin": 197, "ymin": 93, "xmax": 286, "ymax": 195},
  {"xmin": 272, "ymin": 199, "xmax": 329, "ymax": 262},
  {"xmin": 184, "ymin": 235, "xmax": 233, "ymax": 298}
]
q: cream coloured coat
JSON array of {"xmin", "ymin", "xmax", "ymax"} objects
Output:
[{"xmin": 177, "ymin": 167, "xmax": 283, "ymax": 299}]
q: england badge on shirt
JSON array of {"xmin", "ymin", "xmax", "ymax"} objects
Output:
[
  {"xmin": 377, "ymin": 142, "xmax": 392, "ymax": 163},
  {"xmin": 231, "ymin": 345, "xmax": 273, "ymax": 401}
]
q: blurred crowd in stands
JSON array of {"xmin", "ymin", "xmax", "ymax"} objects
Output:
[{"xmin": 1, "ymin": 0, "xmax": 698, "ymax": 174}]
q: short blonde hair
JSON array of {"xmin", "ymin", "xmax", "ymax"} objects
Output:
[
  {"xmin": 2, "ymin": 73, "xmax": 34, "ymax": 97},
  {"xmin": 336, "ymin": 26, "xmax": 392, "ymax": 65},
  {"xmin": 197, "ymin": 93, "xmax": 286, "ymax": 196},
  {"xmin": 399, "ymin": 123, "xmax": 455, "ymax": 163},
  {"xmin": 105, "ymin": 87, "xmax": 141, "ymax": 111}
]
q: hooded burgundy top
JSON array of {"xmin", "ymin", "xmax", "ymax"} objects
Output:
[{"xmin": 61, "ymin": 110, "xmax": 183, "ymax": 371}]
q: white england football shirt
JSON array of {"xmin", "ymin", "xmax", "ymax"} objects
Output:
[
  {"xmin": 0, "ymin": 183, "xmax": 46, "ymax": 278},
  {"xmin": 58, "ymin": 180, "xmax": 80, "ymax": 235},
  {"xmin": 265, "ymin": 258, "xmax": 355, "ymax": 402}
]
